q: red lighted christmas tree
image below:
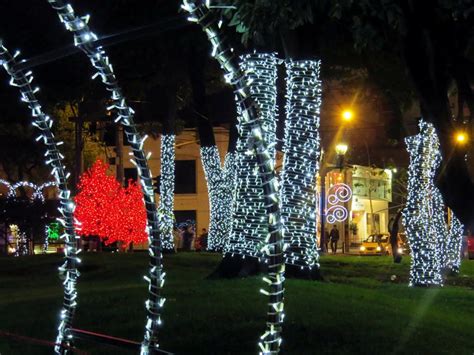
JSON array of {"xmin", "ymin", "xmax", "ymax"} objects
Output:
[{"xmin": 74, "ymin": 159, "xmax": 147, "ymax": 246}]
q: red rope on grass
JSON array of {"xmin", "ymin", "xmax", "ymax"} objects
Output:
[
  {"xmin": 0, "ymin": 330, "xmax": 89, "ymax": 354},
  {"xmin": 71, "ymin": 327, "xmax": 141, "ymax": 345}
]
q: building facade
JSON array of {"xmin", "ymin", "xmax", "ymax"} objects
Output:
[{"xmin": 323, "ymin": 165, "xmax": 392, "ymax": 246}]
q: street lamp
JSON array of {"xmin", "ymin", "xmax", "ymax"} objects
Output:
[
  {"xmin": 335, "ymin": 143, "xmax": 349, "ymax": 156},
  {"xmin": 455, "ymin": 130, "xmax": 468, "ymax": 145},
  {"xmin": 320, "ymin": 142, "xmax": 350, "ymax": 254},
  {"xmin": 342, "ymin": 109, "xmax": 353, "ymax": 122}
]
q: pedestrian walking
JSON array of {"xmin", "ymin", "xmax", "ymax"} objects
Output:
[{"xmin": 329, "ymin": 225, "xmax": 340, "ymax": 254}]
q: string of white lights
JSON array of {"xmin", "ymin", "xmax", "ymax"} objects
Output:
[
  {"xmin": 200, "ymin": 146, "xmax": 236, "ymax": 251},
  {"xmin": 182, "ymin": 2, "xmax": 285, "ymax": 354},
  {"xmin": 0, "ymin": 41, "xmax": 80, "ymax": 352},
  {"xmin": 403, "ymin": 120, "xmax": 444, "ymax": 286},
  {"xmin": 159, "ymin": 134, "xmax": 175, "ymax": 250},
  {"xmin": 280, "ymin": 60, "xmax": 322, "ymax": 270},
  {"xmin": 0, "ymin": 179, "xmax": 57, "ymax": 202},
  {"xmin": 46, "ymin": 2, "xmax": 165, "ymax": 353},
  {"xmin": 446, "ymin": 213, "xmax": 464, "ymax": 274},
  {"xmin": 226, "ymin": 52, "xmax": 279, "ymax": 259}
]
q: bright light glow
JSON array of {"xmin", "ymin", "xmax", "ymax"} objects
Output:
[
  {"xmin": 342, "ymin": 110, "xmax": 353, "ymax": 122},
  {"xmin": 455, "ymin": 131, "xmax": 468, "ymax": 144},
  {"xmin": 335, "ymin": 143, "xmax": 348, "ymax": 156},
  {"xmin": 280, "ymin": 59, "xmax": 322, "ymax": 269}
]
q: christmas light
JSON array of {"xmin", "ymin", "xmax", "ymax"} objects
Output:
[
  {"xmin": 200, "ymin": 146, "xmax": 236, "ymax": 251},
  {"xmin": 182, "ymin": 2, "xmax": 285, "ymax": 354},
  {"xmin": 10, "ymin": 224, "xmax": 28, "ymax": 256},
  {"xmin": 226, "ymin": 52, "xmax": 279, "ymax": 259},
  {"xmin": 0, "ymin": 41, "xmax": 79, "ymax": 351},
  {"xmin": 326, "ymin": 183, "xmax": 352, "ymax": 224},
  {"xmin": 46, "ymin": 2, "xmax": 165, "ymax": 352},
  {"xmin": 445, "ymin": 214, "xmax": 464, "ymax": 274},
  {"xmin": 44, "ymin": 222, "xmax": 61, "ymax": 253},
  {"xmin": 403, "ymin": 120, "xmax": 444, "ymax": 286},
  {"xmin": 74, "ymin": 160, "xmax": 148, "ymax": 247},
  {"xmin": 158, "ymin": 135, "xmax": 175, "ymax": 251},
  {"xmin": 280, "ymin": 60, "xmax": 322, "ymax": 269},
  {"xmin": 0, "ymin": 179, "xmax": 57, "ymax": 202}
]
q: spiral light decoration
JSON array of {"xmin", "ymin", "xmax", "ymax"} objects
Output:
[
  {"xmin": 326, "ymin": 183, "xmax": 352, "ymax": 224},
  {"xmin": 182, "ymin": 2, "xmax": 285, "ymax": 353},
  {"xmin": 280, "ymin": 59, "xmax": 322, "ymax": 270},
  {"xmin": 46, "ymin": 1, "xmax": 165, "ymax": 352},
  {"xmin": 0, "ymin": 41, "xmax": 80, "ymax": 353}
]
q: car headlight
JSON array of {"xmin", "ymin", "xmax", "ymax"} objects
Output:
[
  {"xmin": 360, "ymin": 246, "xmax": 366, "ymax": 251},
  {"xmin": 397, "ymin": 247, "xmax": 403, "ymax": 254},
  {"xmin": 376, "ymin": 246, "xmax": 382, "ymax": 251}
]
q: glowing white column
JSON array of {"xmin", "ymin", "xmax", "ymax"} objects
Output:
[
  {"xmin": 201, "ymin": 146, "xmax": 236, "ymax": 251},
  {"xmin": 159, "ymin": 134, "xmax": 175, "ymax": 250},
  {"xmin": 182, "ymin": 2, "xmax": 285, "ymax": 353},
  {"xmin": 225, "ymin": 53, "xmax": 278, "ymax": 259},
  {"xmin": 446, "ymin": 214, "xmax": 464, "ymax": 274},
  {"xmin": 403, "ymin": 120, "xmax": 444, "ymax": 286},
  {"xmin": 280, "ymin": 59, "xmax": 322, "ymax": 270}
]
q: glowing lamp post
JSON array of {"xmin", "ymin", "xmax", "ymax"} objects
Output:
[
  {"xmin": 455, "ymin": 131, "xmax": 468, "ymax": 145},
  {"xmin": 320, "ymin": 142, "xmax": 351, "ymax": 254},
  {"xmin": 335, "ymin": 143, "xmax": 348, "ymax": 167},
  {"xmin": 342, "ymin": 110, "xmax": 353, "ymax": 122}
]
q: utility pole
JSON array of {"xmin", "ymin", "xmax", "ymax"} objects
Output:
[{"xmin": 320, "ymin": 170, "xmax": 327, "ymax": 253}]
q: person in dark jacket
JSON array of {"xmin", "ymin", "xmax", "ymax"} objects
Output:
[
  {"xmin": 329, "ymin": 225, "xmax": 340, "ymax": 254},
  {"xmin": 183, "ymin": 225, "xmax": 193, "ymax": 251}
]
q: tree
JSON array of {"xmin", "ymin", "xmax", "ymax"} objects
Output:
[
  {"xmin": 218, "ymin": 0, "xmax": 474, "ymax": 229},
  {"xmin": 74, "ymin": 159, "xmax": 147, "ymax": 247}
]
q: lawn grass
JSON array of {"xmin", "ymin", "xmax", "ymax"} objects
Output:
[{"xmin": 1, "ymin": 252, "xmax": 474, "ymax": 354}]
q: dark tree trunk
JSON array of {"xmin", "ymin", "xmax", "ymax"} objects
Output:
[
  {"xmin": 389, "ymin": 210, "xmax": 403, "ymax": 263},
  {"xmin": 162, "ymin": 81, "xmax": 177, "ymax": 135},
  {"xmin": 188, "ymin": 44, "xmax": 216, "ymax": 147},
  {"xmin": 207, "ymin": 254, "xmax": 264, "ymax": 278},
  {"xmin": 400, "ymin": 0, "xmax": 474, "ymax": 231}
]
